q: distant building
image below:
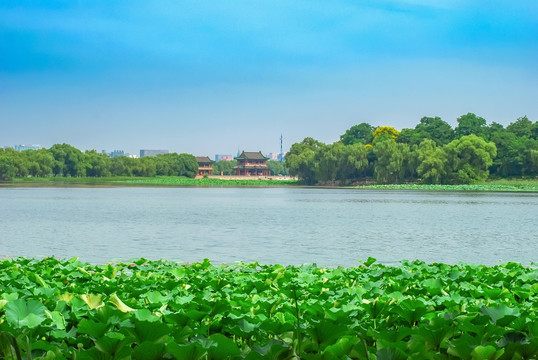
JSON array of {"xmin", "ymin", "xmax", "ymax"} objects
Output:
[
  {"xmin": 267, "ymin": 152, "xmax": 286, "ymax": 161},
  {"xmin": 14, "ymin": 144, "xmax": 42, "ymax": 151},
  {"xmin": 215, "ymin": 154, "xmax": 233, "ymax": 162},
  {"xmin": 140, "ymin": 149, "xmax": 169, "ymax": 157},
  {"xmin": 233, "ymin": 151, "xmax": 270, "ymax": 176},
  {"xmin": 109, "ymin": 150, "xmax": 125, "ymax": 158},
  {"xmin": 196, "ymin": 156, "xmax": 213, "ymax": 176}
]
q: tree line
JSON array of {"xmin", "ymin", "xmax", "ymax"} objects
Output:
[
  {"xmin": 285, "ymin": 114, "xmax": 538, "ymax": 184},
  {"xmin": 0, "ymin": 143, "xmax": 199, "ymax": 180}
]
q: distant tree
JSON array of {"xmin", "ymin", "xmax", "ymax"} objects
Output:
[
  {"xmin": 49, "ymin": 143, "xmax": 86, "ymax": 177},
  {"xmin": 373, "ymin": 140, "xmax": 407, "ymax": 183},
  {"xmin": 397, "ymin": 128, "xmax": 421, "ymax": 145},
  {"xmin": 414, "ymin": 116, "xmax": 454, "ymax": 146},
  {"xmin": 372, "ymin": 126, "xmax": 400, "ymax": 143},
  {"xmin": 110, "ymin": 156, "xmax": 136, "ymax": 176},
  {"xmin": 133, "ymin": 157, "xmax": 156, "ymax": 177},
  {"xmin": 1, "ymin": 148, "xmax": 29, "ymax": 177},
  {"xmin": 445, "ymin": 134, "xmax": 497, "ymax": 183},
  {"xmin": 213, "ymin": 160, "xmax": 237, "ymax": 175},
  {"xmin": 285, "ymin": 137, "xmax": 324, "ymax": 184},
  {"xmin": 506, "ymin": 116, "xmax": 533, "ymax": 138},
  {"xmin": 85, "ymin": 150, "xmax": 111, "ymax": 177},
  {"xmin": 416, "ymin": 139, "xmax": 447, "ymax": 184},
  {"xmin": 454, "ymin": 113, "xmax": 487, "ymax": 139},
  {"xmin": 0, "ymin": 153, "xmax": 16, "ymax": 180},
  {"xmin": 25, "ymin": 149, "xmax": 54, "ymax": 177},
  {"xmin": 178, "ymin": 153, "xmax": 199, "ymax": 178},
  {"xmin": 340, "ymin": 123, "xmax": 375, "ymax": 145},
  {"xmin": 267, "ymin": 160, "xmax": 288, "ymax": 176}
]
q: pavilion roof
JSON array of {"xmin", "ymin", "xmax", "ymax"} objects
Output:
[
  {"xmin": 235, "ymin": 151, "xmax": 269, "ymax": 161},
  {"xmin": 195, "ymin": 156, "xmax": 212, "ymax": 164}
]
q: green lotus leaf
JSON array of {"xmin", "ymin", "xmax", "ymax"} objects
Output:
[
  {"xmin": 376, "ymin": 346, "xmax": 407, "ymax": 360},
  {"xmin": 135, "ymin": 308, "xmax": 161, "ymax": 322},
  {"xmin": 109, "ymin": 293, "xmax": 136, "ymax": 313},
  {"xmin": 481, "ymin": 305, "xmax": 519, "ymax": 326},
  {"xmin": 166, "ymin": 341, "xmax": 206, "ymax": 360},
  {"xmin": 130, "ymin": 320, "xmax": 170, "ymax": 344},
  {"xmin": 471, "ymin": 345, "xmax": 504, "ymax": 360},
  {"xmin": 94, "ymin": 332, "xmax": 129, "ymax": 357},
  {"xmin": 132, "ymin": 341, "xmax": 164, "ymax": 360},
  {"xmin": 45, "ymin": 310, "xmax": 66, "ymax": 330},
  {"xmin": 5, "ymin": 298, "xmax": 47, "ymax": 328},
  {"xmin": 81, "ymin": 294, "xmax": 105, "ymax": 310},
  {"xmin": 78, "ymin": 318, "xmax": 109, "ymax": 339},
  {"xmin": 206, "ymin": 333, "xmax": 241, "ymax": 360}
]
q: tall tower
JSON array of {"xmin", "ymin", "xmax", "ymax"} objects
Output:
[{"xmin": 280, "ymin": 134, "xmax": 283, "ymax": 162}]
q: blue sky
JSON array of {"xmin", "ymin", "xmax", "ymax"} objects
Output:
[{"xmin": 1, "ymin": 0, "xmax": 537, "ymax": 157}]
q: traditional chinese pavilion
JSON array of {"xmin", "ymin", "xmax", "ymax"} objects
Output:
[
  {"xmin": 195, "ymin": 156, "xmax": 213, "ymax": 176},
  {"xmin": 233, "ymin": 151, "xmax": 270, "ymax": 176}
]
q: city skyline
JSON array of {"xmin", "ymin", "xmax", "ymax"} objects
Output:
[{"xmin": 2, "ymin": 0, "xmax": 537, "ymax": 156}]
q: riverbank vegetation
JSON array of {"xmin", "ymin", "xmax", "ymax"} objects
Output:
[
  {"xmin": 0, "ymin": 257, "xmax": 536, "ymax": 359},
  {"xmin": 286, "ymin": 114, "xmax": 538, "ymax": 185},
  {"xmin": 8, "ymin": 176, "xmax": 298, "ymax": 187}
]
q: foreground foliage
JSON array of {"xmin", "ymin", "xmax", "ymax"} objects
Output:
[{"xmin": 1, "ymin": 258, "xmax": 537, "ymax": 359}]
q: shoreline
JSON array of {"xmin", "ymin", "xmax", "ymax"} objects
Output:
[{"xmin": 2, "ymin": 176, "xmax": 537, "ymax": 192}]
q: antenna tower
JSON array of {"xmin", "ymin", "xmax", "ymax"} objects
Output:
[{"xmin": 280, "ymin": 134, "xmax": 284, "ymax": 162}]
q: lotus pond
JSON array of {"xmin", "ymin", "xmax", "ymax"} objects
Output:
[{"xmin": 1, "ymin": 257, "xmax": 537, "ymax": 359}]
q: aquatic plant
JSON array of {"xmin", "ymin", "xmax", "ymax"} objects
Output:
[{"xmin": 0, "ymin": 257, "xmax": 537, "ymax": 359}]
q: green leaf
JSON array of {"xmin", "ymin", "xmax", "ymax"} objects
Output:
[
  {"xmin": 206, "ymin": 334, "xmax": 241, "ymax": 360},
  {"xmin": 5, "ymin": 298, "xmax": 47, "ymax": 328},
  {"xmin": 471, "ymin": 345, "xmax": 504, "ymax": 360},
  {"xmin": 132, "ymin": 342, "xmax": 164, "ymax": 360},
  {"xmin": 78, "ymin": 318, "xmax": 109, "ymax": 338},
  {"xmin": 109, "ymin": 293, "xmax": 136, "ymax": 313},
  {"xmin": 166, "ymin": 342, "xmax": 206, "ymax": 360},
  {"xmin": 80, "ymin": 294, "xmax": 105, "ymax": 310}
]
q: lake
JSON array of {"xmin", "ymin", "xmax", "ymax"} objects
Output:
[{"xmin": 0, "ymin": 187, "xmax": 536, "ymax": 266}]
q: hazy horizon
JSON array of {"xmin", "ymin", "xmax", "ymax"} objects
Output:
[{"xmin": 2, "ymin": 0, "xmax": 537, "ymax": 156}]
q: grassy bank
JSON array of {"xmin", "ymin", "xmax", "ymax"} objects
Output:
[
  {"xmin": 5, "ymin": 176, "xmax": 538, "ymax": 191},
  {"xmin": 7, "ymin": 176, "xmax": 299, "ymax": 187},
  {"xmin": 0, "ymin": 257, "xmax": 536, "ymax": 359},
  {"xmin": 354, "ymin": 178, "xmax": 538, "ymax": 192}
]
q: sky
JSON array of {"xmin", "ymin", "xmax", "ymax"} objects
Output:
[{"xmin": 1, "ymin": 0, "xmax": 537, "ymax": 157}]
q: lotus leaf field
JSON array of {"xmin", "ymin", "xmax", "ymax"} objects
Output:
[{"xmin": 1, "ymin": 258, "xmax": 537, "ymax": 360}]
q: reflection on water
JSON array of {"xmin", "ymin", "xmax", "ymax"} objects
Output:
[{"xmin": 0, "ymin": 187, "xmax": 536, "ymax": 266}]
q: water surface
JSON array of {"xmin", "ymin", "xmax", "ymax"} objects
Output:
[{"xmin": 1, "ymin": 187, "xmax": 536, "ymax": 266}]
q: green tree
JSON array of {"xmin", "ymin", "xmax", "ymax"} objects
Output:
[
  {"xmin": 110, "ymin": 156, "xmax": 136, "ymax": 176},
  {"xmin": 25, "ymin": 149, "xmax": 54, "ymax": 177},
  {"xmin": 0, "ymin": 153, "xmax": 16, "ymax": 180},
  {"xmin": 85, "ymin": 150, "xmax": 111, "ymax": 177},
  {"xmin": 340, "ymin": 123, "xmax": 375, "ymax": 145},
  {"xmin": 416, "ymin": 139, "xmax": 447, "ymax": 184},
  {"xmin": 49, "ymin": 143, "xmax": 86, "ymax": 177},
  {"xmin": 372, "ymin": 126, "xmax": 400, "ymax": 143},
  {"xmin": 454, "ymin": 113, "xmax": 487, "ymax": 138},
  {"xmin": 1, "ymin": 148, "xmax": 29, "ymax": 177},
  {"xmin": 414, "ymin": 116, "xmax": 454, "ymax": 146},
  {"xmin": 445, "ymin": 134, "xmax": 497, "ymax": 183},
  {"xmin": 213, "ymin": 160, "xmax": 237, "ymax": 175},
  {"xmin": 178, "ymin": 153, "xmax": 198, "ymax": 178},
  {"xmin": 285, "ymin": 137, "xmax": 323, "ymax": 184},
  {"xmin": 133, "ymin": 157, "xmax": 156, "ymax": 177},
  {"xmin": 373, "ymin": 140, "xmax": 407, "ymax": 183},
  {"xmin": 267, "ymin": 160, "xmax": 288, "ymax": 176},
  {"xmin": 506, "ymin": 116, "xmax": 533, "ymax": 138}
]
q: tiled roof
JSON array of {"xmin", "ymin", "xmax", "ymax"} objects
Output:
[
  {"xmin": 195, "ymin": 156, "xmax": 212, "ymax": 163},
  {"xmin": 235, "ymin": 151, "xmax": 268, "ymax": 160}
]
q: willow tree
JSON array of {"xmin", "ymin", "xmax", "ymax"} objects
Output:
[{"xmin": 445, "ymin": 134, "xmax": 497, "ymax": 184}]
